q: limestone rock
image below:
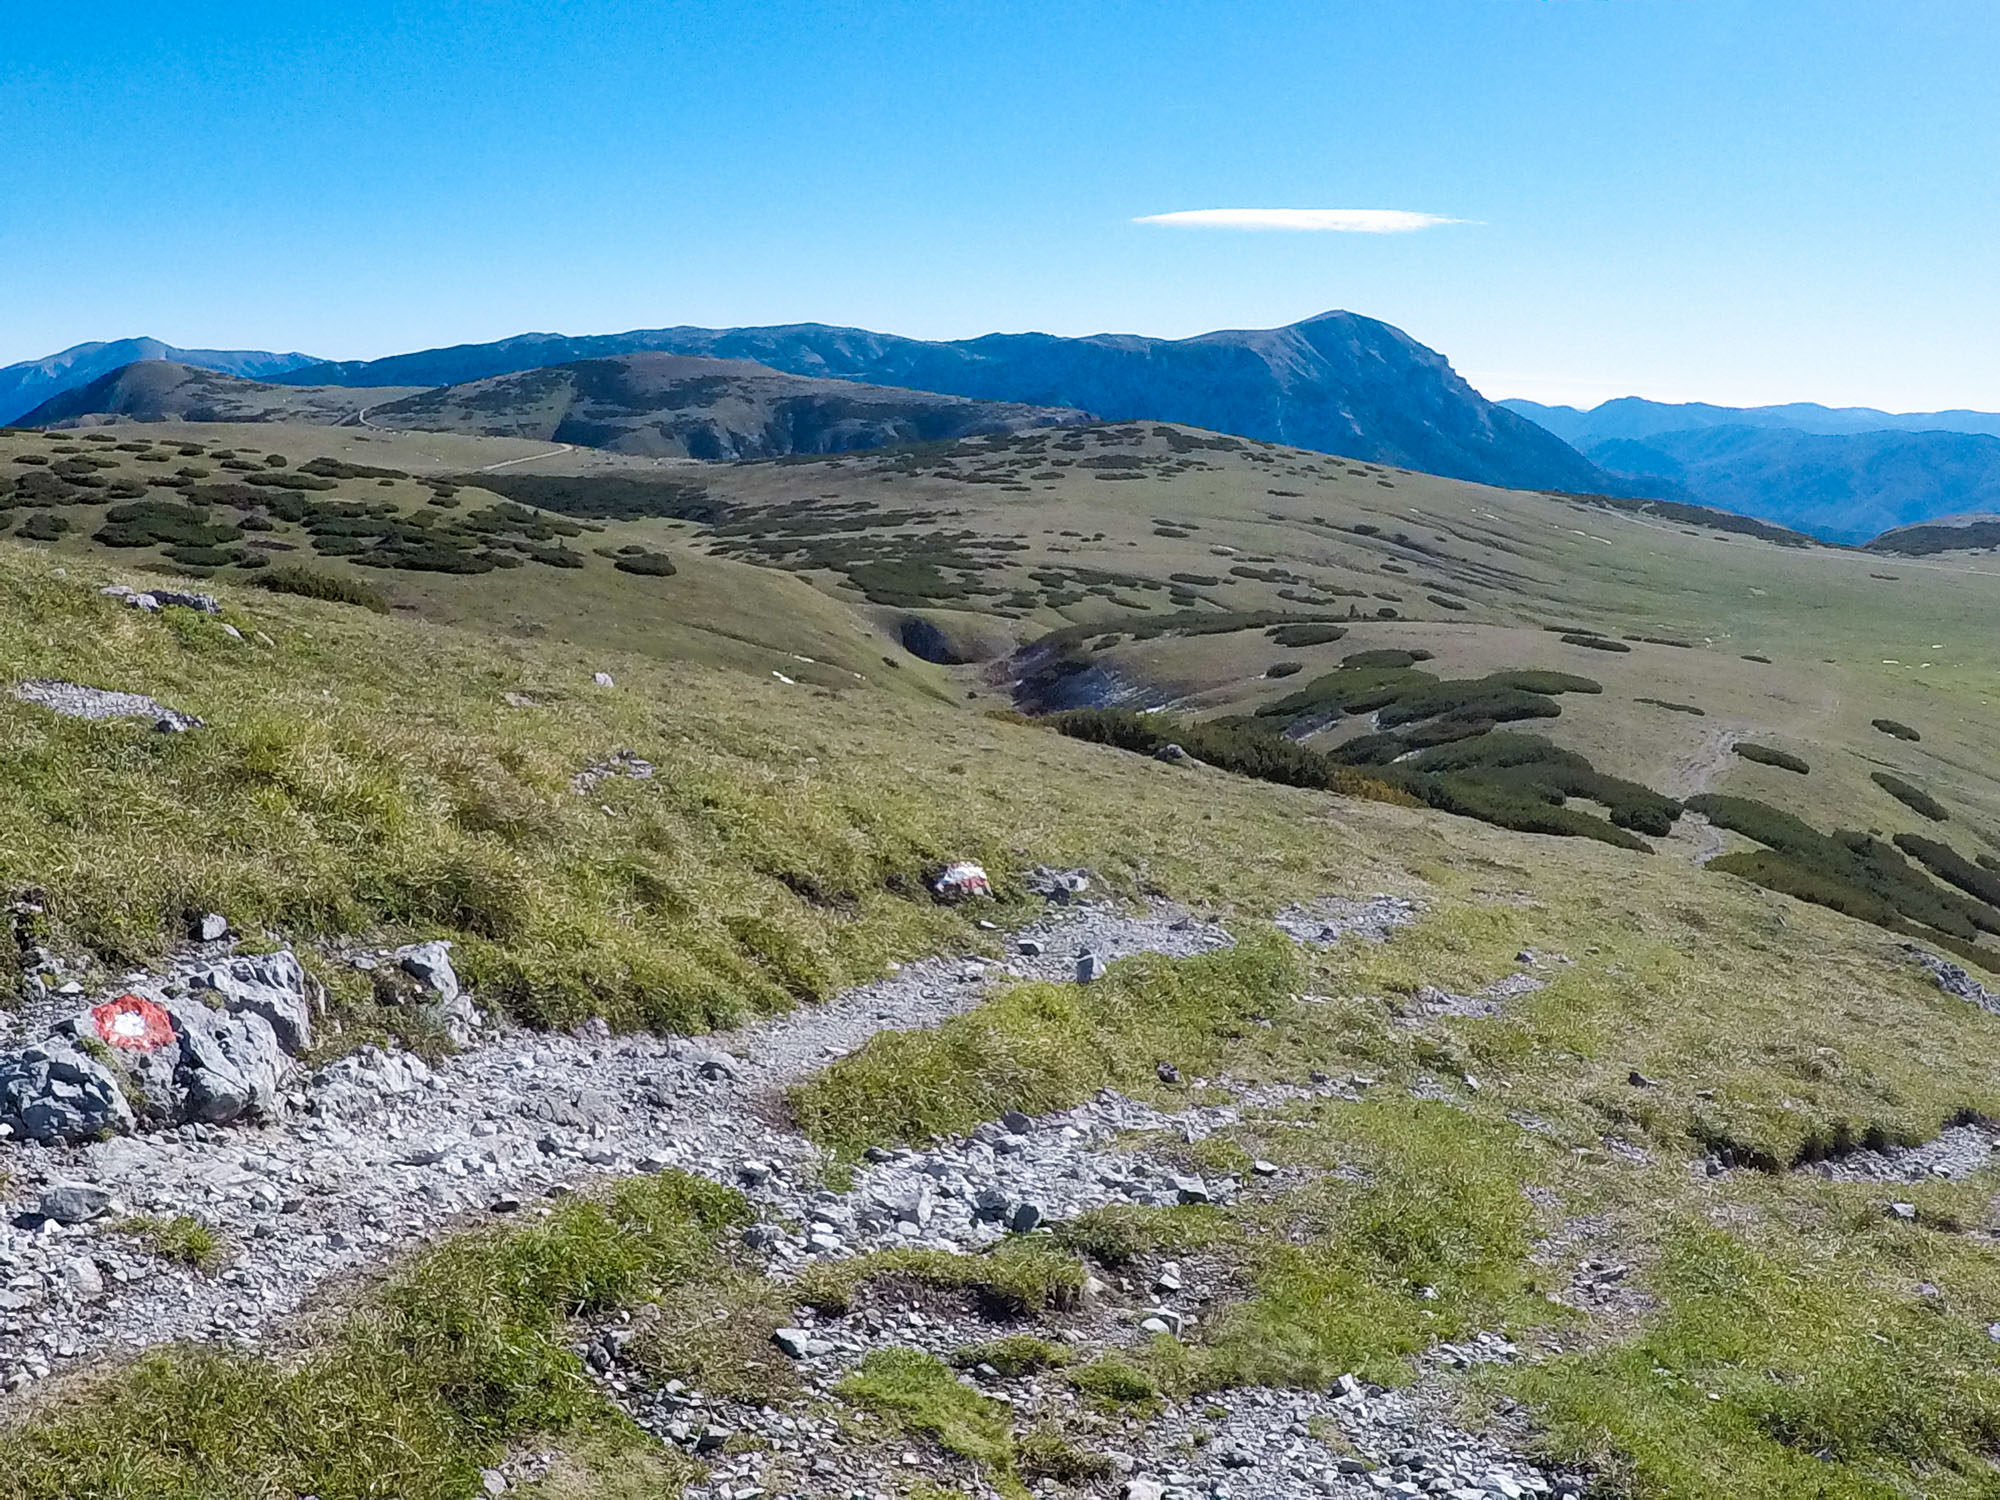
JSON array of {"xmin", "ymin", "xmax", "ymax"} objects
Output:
[
  {"xmin": 185, "ymin": 950, "xmax": 319, "ymax": 1054},
  {"xmin": 0, "ymin": 1039, "xmax": 136, "ymax": 1144},
  {"xmin": 38, "ymin": 1181, "xmax": 114, "ymax": 1224}
]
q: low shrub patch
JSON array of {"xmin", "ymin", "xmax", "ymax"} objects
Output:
[
  {"xmin": 1874, "ymin": 772, "xmax": 1948, "ymax": 821},
  {"xmin": 1873, "ymin": 718, "xmax": 1922, "ymax": 742},
  {"xmin": 251, "ymin": 564, "xmax": 391, "ymax": 612},
  {"xmin": 1561, "ymin": 633, "xmax": 1631, "ymax": 652},
  {"xmin": 1268, "ymin": 623, "xmax": 1349, "ymax": 648},
  {"xmin": 612, "ymin": 550, "xmax": 678, "ymax": 577},
  {"xmin": 1734, "ymin": 743, "xmax": 1810, "ymax": 774}
]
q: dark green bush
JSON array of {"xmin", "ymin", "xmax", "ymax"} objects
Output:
[
  {"xmin": 1637, "ymin": 697, "xmax": 1705, "ymax": 715},
  {"xmin": 1734, "ymin": 743, "xmax": 1810, "ymax": 774},
  {"xmin": 1873, "ymin": 718, "xmax": 1922, "ymax": 742},
  {"xmin": 1342, "ymin": 649, "xmax": 1433, "ymax": 669},
  {"xmin": 96, "ymin": 501, "xmax": 243, "ymax": 550},
  {"xmin": 1691, "ymin": 793, "xmax": 1996, "ymax": 943},
  {"xmin": 1561, "ymin": 633, "xmax": 1631, "ymax": 652},
  {"xmin": 251, "ymin": 564, "xmax": 390, "ymax": 612},
  {"xmin": 164, "ymin": 545, "xmax": 242, "ymax": 568},
  {"xmin": 298, "ymin": 457, "xmax": 410, "ymax": 481},
  {"xmin": 1267, "ymin": 623, "xmax": 1349, "ymax": 649},
  {"xmin": 16, "ymin": 512, "xmax": 68, "ymax": 542},
  {"xmin": 1895, "ymin": 835, "xmax": 2000, "ymax": 908},
  {"xmin": 1050, "ymin": 710, "xmax": 1394, "ymax": 801},
  {"xmin": 1265, "ymin": 662, "xmax": 1303, "ymax": 678},
  {"xmin": 1874, "ymin": 773, "xmax": 1948, "ymax": 822},
  {"xmin": 613, "ymin": 552, "xmax": 678, "ymax": 577}
]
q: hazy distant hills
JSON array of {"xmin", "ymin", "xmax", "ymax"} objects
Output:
[
  {"xmin": 0, "ymin": 339, "xmax": 319, "ymax": 425},
  {"xmin": 361, "ymin": 353, "xmax": 1090, "ymax": 457},
  {"xmin": 1503, "ymin": 395, "xmax": 2000, "ymax": 444},
  {"xmin": 20, "ymin": 361, "xmax": 417, "ymax": 428},
  {"xmin": 1504, "ymin": 396, "xmax": 2000, "ymax": 543},
  {"xmin": 278, "ymin": 312, "xmax": 1612, "ymax": 494}
]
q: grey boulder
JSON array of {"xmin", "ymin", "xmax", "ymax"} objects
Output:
[
  {"xmin": 0, "ymin": 1038, "xmax": 135, "ymax": 1144},
  {"xmin": 38, "ymin": 1181, "xmax": 114, "ymax": 1224},
  {"xmin": 114, "ymin": 997, "xmax": 286, "ymax": 1126}
]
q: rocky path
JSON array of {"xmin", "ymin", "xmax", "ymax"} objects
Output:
[
  {"xmin": 0, "ymin": 883, "xmax": 1618, "ymax": 1500},
  {"xmin": 0, "ymin": 893, "xmax": 1411, "ymax": 1397}
]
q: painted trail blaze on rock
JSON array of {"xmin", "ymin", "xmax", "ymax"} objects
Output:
[
  {"xmin": 930, "ymin": 861, "xmax": 993, "ymax": 902},
  {"xmin": 92, "ymin": 994, "xmax": 175, "ymax": 1051}
]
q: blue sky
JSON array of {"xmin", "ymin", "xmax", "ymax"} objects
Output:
[{"xmin": 3, "ymin": 1, "xmax": 1995, "ymax": 409}]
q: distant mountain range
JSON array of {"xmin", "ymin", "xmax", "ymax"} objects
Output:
[
  {"xmin": 19, "ymin": 321, "xmax": 2000, "ymax": 545},
  {"xmin": 1505, "ymin": 396, "xmax": 2000, "ymax": 544},
  {"xmin": 270, "ymin": 312, "xmax": 1609, "ymax": 494},
  {"xmin": 0, "ymin": 339, "xmax": 320, "ymax": 425},
  {"xmin": 20, "ymin": 354, "xmax": 1090, "ymax": 460},
  {"xmin": 1501, "ymin": 396, "xmax": 2000, "ymax": 444}
]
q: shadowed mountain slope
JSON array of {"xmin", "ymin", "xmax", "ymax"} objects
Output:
[
  {"xmin": 278, "ymin": 312, "xmax": 1617, "ymax": 492},
  {"xmin": 361, "ymin": 352, "xmax": 1092, "ymax": 457}
]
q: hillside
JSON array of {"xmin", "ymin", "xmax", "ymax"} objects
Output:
[
  {"xmin": 275, "ymin": 311, "xmax": 1619, "ymax": 493},
  {"xmin": 361, "ymin": 352, "xmax": 1092, "ymax": 457},
  {"xmin": 0, "ymin": 339, "xmax": 319, "ymax": 425},
  {"xmin": 6, "ymin": 416, "xmax": 2000, "ymax": 1500},
  {"xmin": 18, "ymin": 360, "xmax": 422, "ymax": 428},
  {"xmin": 1867, "ymin": 514, "xmax": 2000, "ymax": 556}
]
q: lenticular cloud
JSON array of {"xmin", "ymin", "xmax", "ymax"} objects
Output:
[{"xmin": 1133, "ymin": 208, "xmax": 1464, "ymax": 233}]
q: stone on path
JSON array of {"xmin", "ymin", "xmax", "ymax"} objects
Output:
[{"xmin": 38, "ymin": 1181, "xmax": 113, "ymax": 1224}]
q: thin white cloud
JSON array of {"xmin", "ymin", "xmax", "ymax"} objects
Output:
[{"xmin": 1134, "ymin": 208, "xmax": 1465, "ymax": 233}]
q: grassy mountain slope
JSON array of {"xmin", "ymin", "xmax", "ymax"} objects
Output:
[
  {"xmin": 7, "ymin": 414, "xmax": 2000, "ymax": 961},
  {"xmin": 2, "ymin": 512, "xmax": 2000, "ymax": 1500}
]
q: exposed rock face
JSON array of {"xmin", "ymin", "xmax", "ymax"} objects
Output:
[
  {"xmin": 10, "ymin": 679, "xmax": 202, "ymax": 733},
  {"xmin": 37, "ymin": 1182, "xmax": 113, "ymax": 1224},
  {"xmin": 0, "ymin": 1040, "xmax": 134, "ymax": 1144},
  {"xmin": 69, "ymin": 996, "xmax": 285, "ymax": 1129}
]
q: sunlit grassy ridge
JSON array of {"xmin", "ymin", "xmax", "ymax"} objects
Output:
[{"xmin": 0, "ymin": 547, "xmax": 1403, "ymax": 1035}]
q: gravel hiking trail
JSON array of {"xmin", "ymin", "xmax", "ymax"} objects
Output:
[{"xmin": 0, "ymin": 893, "xmax": 1412, "ymax": 1397}]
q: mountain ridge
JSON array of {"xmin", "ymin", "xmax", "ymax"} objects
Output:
[{"xmin": 273, "ymin": 311, "xmax": 1616, "ymax": 494}]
